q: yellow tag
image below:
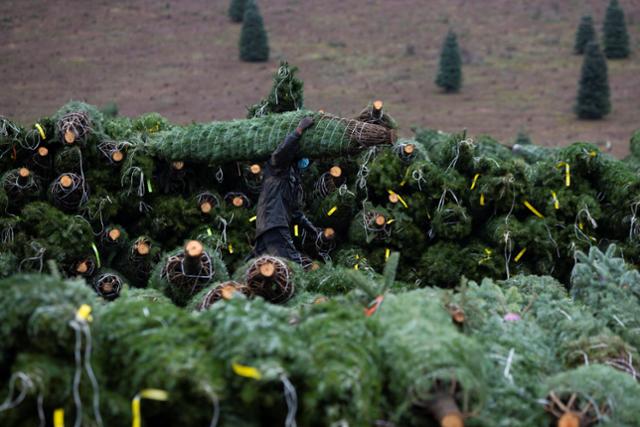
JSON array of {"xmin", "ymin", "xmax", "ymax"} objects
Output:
[
  {"xmin": 53, "ymin": 408, "xmax": 64, "ymax": 427},
  {"xmin": 232, "ymin": 362, "xmax": 262, "ymax": 380},
  {"xmin": 35, "ymin": 123, "xmax": 46, "ymax": 140},
  {"xmin": 400, "ymin": 180, "xmax": 406, "ymax": 187},
  {"xmin": 75, "ymin": 304, "xmax": 92, "ymax": 322},
  {"xmin": 385, "ymin": 248, "xmax": 390, "ymax": 260},
  {"xmin": 470, "ymin": 173, "xmax": 480, "ymax": 190},
  {"xmin": 327, "ymin": 206, "xmax": 337, "ymax": 216},
  {"xmin": 551, "ymin": 191, "xmax": 560, "ymax": 210},
  {"xmin": 523, "ymin": 200, "xmax": 544, "ymax": 218},
  {"xmin": 354, "ymin": 264, "xmax": 359, "ymax": 270},
  {"xmin": 207, "ymin": 227, "xmax": 213, "ymax": 236},
  {"xmin": 515, "ymin": 247, "xmax": 527, "ymax": 262},
  {"xmin": 386, "ymin": 218, "xmax": 395, "ymax": 225},
  {"xmin": 132, "ymin": 389, "xmax": 169, "ymax": 427},
  {"xmin": 146, "ymin": 178, "xmax": 153, "ymax": 193},
  {"xmin": 91, "ymin": 243, "xmax": 101, "ymax": 268},
  {"xmin": 355, "ymin": 254, "xmax": 360, "ymax": 260},
  {"xmin": 484, "ymin": 248, "xmax": 493, "ymax": 255},
  {"xmin": 139, "ymin": 389, "xmax": 169, "ymax": 400},
  {"xmin": 557, "ymin": 162, "xmax": 570, "ymax": 187},
  {"xmin": 480, "ymin": 193, "xmax": 485, "ymax": 206},
  {"xmin": 294, "ymin": 224, "xmax": 299, "ymax": 236},
  {"xmin": 249, "ymin": 216, "xmax": 257, "ymax": 222},
  {"xmin": 589, "ymin": 150, "xmax": 597, "ymax": 157},
  {"xmin": 132, "ymin": 397, "xmax": 141, "ymax": 427},
  {"xmin": 579, "ymin": 222, "xmax": 584, "ymax": 230},
  {"xmin": 387, "ymin": 190, "xmax": 409, "ymax": 208},
  {"xmin": 228, "ymin": 244, "xmax": 234, "ymax": 254}
]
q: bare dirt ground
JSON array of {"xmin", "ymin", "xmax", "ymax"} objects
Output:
[{"xmin": 1, "ymin": 0, "xmax": 638, "ymax": 156}]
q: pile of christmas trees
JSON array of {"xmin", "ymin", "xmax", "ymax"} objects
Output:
[{"xmin": 1, "ymin": 63, "xmax": 640, "ymax": 426}]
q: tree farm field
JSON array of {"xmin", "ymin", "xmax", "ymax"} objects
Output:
[{"xmin": 1, "ymin": 0, "xmax": 639, "ymax": 157}]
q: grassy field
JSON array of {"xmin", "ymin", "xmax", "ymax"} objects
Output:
[{"xmin": 1, "ymin": 0, "xmax": 638, "ymax": 156}]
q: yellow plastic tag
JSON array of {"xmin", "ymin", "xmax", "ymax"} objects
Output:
[
  {"xmin": 387, "ymin": 189, "xmax": 409, "ymax": 208},
  {"xmin": 589, "ymin": 150, "xmax": 597, "ymax": 157},
  {"xmin": 480, "ymin": 193, "xmax": 485, "ymax": 206},
  {"xmin": 207, "ymin": 227, "xmax": 213, "ymax": 236},
  {"xmin": 470, "ymin": 173, "xmax": 480, "ymax": 190},
  {"xmin": 132, "ymin": 389, "xmax": 169, "ymax": 427},
  {"xmin": 75, "ymin": 304, "xmax": 92, "ymax": 323},
  {"xmin": 139, "ymin": 389, "xmax": 169, "ymax": 400},
  {"xmin": 146, "ymin": 178, "xmax": 153, "ymax": 194},
  {"xmin": 294, "ymin": 224, "xmax": 299, "ymax": 236},
  {"xmin": 551, "ymin": 191, "xmax": 560, "ymax": 210},
  {"xmin": 327, "ymin": 206, "xmax": 337, "ymax": 216},
  {"xmin": 228, "ymin": 244, "xmax": 234, "ymax": 254},
  {"xmin": 579, "ymin": 222, "xmax": 584, "ymax": 230},
  {"xmin": 53, "ymin": 408, "xmax": 64, "ymax": 427},
  {"xmin": 232, "ymin": 362, "xmax": 262, "ymax": 380},
  {"xmin": 386, "ymin": 218, "xmax": 395, "ymax": 225},
  {"xmin": 35, "ymin": 123, "xmax": 46, "ymax": 140},
  {"xmin": 515, "ymin": 247, "xmax": 527, "ymax": 262},
  {"xmin": 557, "ymin": 162, "xmax": 570, "ymax": 187},
  {"xmin": 523, "ymin": 200, "xmax": 544, "ymax": 218},
  {"xmin": 249, "ymin": 215, "xmax": 257, "ymax": 222},
  {"xmin": 385, "ymin": 248, "xmax": 390, "ymax": 260},
  {"xmin": 354, "ymin": 264, "xmax": 359, "ymax": 270},
  {"xmin": 399, "ymin": 179, "xmax": 406, "ymax": 187},
  {"xmin": 91, "ymin": 243, "xmax": 101, "ymax": 268}
]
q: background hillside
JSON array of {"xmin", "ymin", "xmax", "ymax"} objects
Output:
[{"xmin": 1, "ymin": 0, "xmax": 638, "ymax": 155}]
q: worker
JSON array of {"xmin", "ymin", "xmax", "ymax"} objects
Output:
[{"xmin": 252, "ymin": 116, "xmax": 321, "ymax": 263}]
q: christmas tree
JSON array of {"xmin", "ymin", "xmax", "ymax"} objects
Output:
[{"xmin": 435, "ymin": 31, "xmax": 462, "ymax": 92}]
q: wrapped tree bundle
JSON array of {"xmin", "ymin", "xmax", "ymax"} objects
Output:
[
  {"xmin": 570, "ymin": 245, "xmax": 640, "ymax": 350},
  {"xmin": 94, "ymin": 296, "xmax": 222, "ymax": 426},
  {"xmin": 295, "ymin": 299, "xmax": 383, "ymax": 425},
  {"xmin": 376, "ymin": 289, "xmax": 489, "ymax": 426},
  {"xmin": 15, "ymin": 202, "xmax": 95, "ymax": 273},
  {"xmin": 146, "ymin": 110, "xmax": 396, "ymax": 163},
  {"xmin": 247, "ymin": 61, "xmax": 304, "ymax": 118},
  {"xmin": 148, "ymin": 240, "xmax": 229, "ymax": 306},
  {"xmin": 199, "ymin": 296, "xmax": 306, "ymax": 425},
  {"xmin": 541, "ymin": 365, "xmax": 640, "ymax": 427},
  {"xmin": 0, "ymin": 274, "xmax": 96, "ymax": 358}
]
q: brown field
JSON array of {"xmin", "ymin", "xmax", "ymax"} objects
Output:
[{"xmin": 1, "ymin": 0, "xmax": 639, "ymax": 156}]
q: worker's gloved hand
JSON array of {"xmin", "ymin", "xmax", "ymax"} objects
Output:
[{"xmin": 296, "ymin": 117, "xmax": 315, "ymax": 135}]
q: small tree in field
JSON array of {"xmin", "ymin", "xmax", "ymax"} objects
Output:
[
  {"xmin": 239, "ymin": 1, "xmax": 269, "ymax": 62},
  {"xmin": 435, "ymin": 31, "xmax": 462, "ymax": 93},
  {"xmin": 575, "ymin": 42, "xmax": 611, "ymax": 120},
  {"xmin": 574, "ymin": 15, "xmax": 596, "ymax": 54},
  {"xmin": 602, "ymin": 0, "xmax": 630, "ymax": 59},
  {"xmin": 228, "ymin": 0, "xmax": 246, "ymax": 23}
]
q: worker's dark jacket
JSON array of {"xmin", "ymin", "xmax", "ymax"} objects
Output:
[{"xmin": 255, "ymin": 131, "xmax": 316, "ymax": 240}]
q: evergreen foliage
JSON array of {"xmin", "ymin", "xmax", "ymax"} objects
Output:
[
  {"xmin": 435, "ymin": 31, "xmax": 462, "ymax": 92},
  {"xmin": 228, "ymin": 0, "xmax": 246, "ymax": 23},
  {"xmin": 239, "ymin": 1, "xmax": 269, "ymax": 62},
  {"xmin": 602, "ymin": 0, "xmax": 630, "ymax": 59},
  {"xmin": 248, "ymin": 61, "xmax": 304, "ymax": 118},
  {"xmin": 575, "ymin": 41, "xmax": 610, "ymax": 119},
  {"xmin": 574, "ymin": 15, "xmax": 597, "ymax": 54}
]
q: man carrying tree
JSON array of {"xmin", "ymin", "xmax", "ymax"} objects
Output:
[{"xmin": 252, "ymin": 116, "xmax": 321, "ymax": 263}]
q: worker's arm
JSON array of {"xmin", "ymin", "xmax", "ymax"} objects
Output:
[
  {"xmin": 270, "ymin": 117, "xmax": 314, "ymax": 168},
  {"xmin": 292, "ymin": 209, "xmax": 320, "ymax": 238}
]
